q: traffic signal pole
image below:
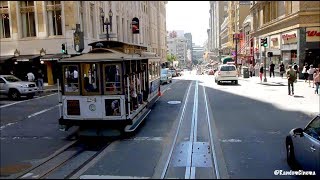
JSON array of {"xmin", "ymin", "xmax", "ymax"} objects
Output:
[{"xmin": 263, "ymin": 46, "xmax": 267, "ymax": 82}]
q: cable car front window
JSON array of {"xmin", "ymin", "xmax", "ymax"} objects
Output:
[
  {"xmin": 63, "ymin": 65, "xmax": 79, "ymax": 94},
  {"xmin": 104, "ymin": 64, "xmax": 122, "ymax": 94},
  {"xmin": 81, "ymin": 63, "xmax": 100, "ymax": 95}
]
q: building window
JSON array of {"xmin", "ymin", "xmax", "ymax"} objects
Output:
[
  {"xmin": 46, "ymin": 1, "xmax": 62, "ymax": 36},
  {"xmin": 90, "ymin": 4, "xmax": 95, "ymax": 38},
  {"xmin": 286, "ymin": 1, "xmax": 292, "ymax": 15},
  {"xmin": 80, "ymin": 2, "xmax": 85, "ymax": 36},
  {"xmin": 271, "ymin": 2, "xmax": 277, "ymax": 20},
  {"xmin": 116, "ymin": 15, "xmax": 119, "ymax": 41},
  {"xmin": 277, "ymin": 1, "xmax": 285, "ymax": 17},
  {"xmin": 20, "ymin": 1, "xmax": 36, "ymax": 37},
  {"xmin": 0, "ymin": 1, "xmax": 10, "ymax": 38},
  {"xmin": 99, "ymin": 7, "xmax": 103, "ymax": 34}
]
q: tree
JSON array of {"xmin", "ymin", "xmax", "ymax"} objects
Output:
[{"xmin": 166, "ymin": 53, "xmax": 176, "ymax": 63}]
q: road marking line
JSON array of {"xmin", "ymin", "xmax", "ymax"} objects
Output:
[
  {"xmin": 80, "ymin": 175, "xmax": 150, "ymax": 179},
  {"xmin": 203, "ymin": 85, "xmax": 220, "ymax": 179},
  {"xmin": 27, "ymin": 104, "xmax": 61, "ymax": 119},
  {"xmin": 123, "ymin": 137, "xmax": 163, "ymax": 141},
  {"xmin": 0, "ymin": 93, "xmax": 57, "ymax": 109},
  {"xmin": 185, "ymin": 81, "xmax": 198, "ymax": 179},
  {"xmin": 0, "ymin": 122, "xmax": 17, "ymax": 130},
  {"xmin": 160, "ymin": 81, "xmax": 193, "ymax": 179}
]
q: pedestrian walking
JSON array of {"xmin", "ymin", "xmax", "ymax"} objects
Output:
[
  {"xmin": 279, "ymin": 61, "xmax": 285, "ymax": 78},
  {"xmin": 302, "ymin": 63, "xmax": 309, "ymax": 82},
  {"xmin": 37, "ymin": 70, "xmax": 44, "ymax": 91},
  {"xmin": 259, "ymin": 63, "xmax": 264, "ymax": 82},
  {"xmin": 26, "ymin": 71, "xmax": 35, "ymax": 82},
  {"xmin": 307, "ymin": 64, "xmax": 315, "ymax": 87},
  {"xmin": 293, "ymin": 63, "xmax": 299, "ymax": 78},
  {"xmin": 314, "ymin": 68, "xmax": 320, "ymax": 94},
  {"xmin": 249, "ymin": 64, "xmax": 254, "ymax": 77},
  {"xmin": 286, "ymin": 65, "xmax": 297, "ymax": 96},
  {"xmin": 269, "ymin": 62, "xmax": 275, "ymax": 78}
]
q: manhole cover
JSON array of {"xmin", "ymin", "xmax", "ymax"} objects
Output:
[{"xmin": 167, "ymin": 101, "xmax": 181, "ymax": 104}]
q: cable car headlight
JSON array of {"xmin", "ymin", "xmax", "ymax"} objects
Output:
[{"xmin": 89, "ymin": 104, "xmax": 96, "ymax": 111}]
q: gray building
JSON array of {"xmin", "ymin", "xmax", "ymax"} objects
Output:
[
  {"xmin": 192, "ymin": 45, "xmax": 204, "ymax": 64},
  {"xmin": 184, "ymin": 33, "xmax": 193, "ymax": 62},
  {"xmin": 209, "ymin": 1, "xmax": 228, "ymax": 60}
]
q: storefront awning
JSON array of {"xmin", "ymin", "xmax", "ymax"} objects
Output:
[
  {"xmin": 40, "ymin": 54, "xmax": 65, "ymax": 61},
  {"xmin": 0, "ymin": 56, "xmax": 14, "ymax": 63},
  {"xmin": 14, "ymin": 55, "xmax": 40, "ymax": 62}
]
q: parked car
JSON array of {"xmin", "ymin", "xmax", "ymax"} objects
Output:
[
  {"xmin": 160, "ymin": 68, "xmax": 172, "ymax": 84},
  {"xmin": 214, "ymin": 63, "xmax": 238, "ymax": 85},
  {"xmin": 168, "ymin": 69, "xmax": 177, "ymax": 77},
  {"xmin": 286, "ymin": 114, "xmax": 320, "ymax": 174},
  {"xmin": 176, "ymin": 69, "xmax": 182, "ymax": 76},
  {"xmin": 0, "ymin": 75, "xmax": 38, "ymax": 100}
]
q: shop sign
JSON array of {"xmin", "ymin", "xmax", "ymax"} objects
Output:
[
  {"xmin": 282, "ymin": 30, "xmax": 297, "ymax": 44},
  {"xmin": 270, "ymin": 34, "xmax": 280, "ymax": 49},
  {"xmin": 306, "ymin": 27, "xmax": 320, "ymax": 42},
  {"xmin": 282, "ymin": 33, "xmax": 296, "ymax": 40}
]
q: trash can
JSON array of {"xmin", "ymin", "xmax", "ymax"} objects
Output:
[{"xmin": 242, "ymin": 66, "xmax": 249, "ymax": 78}]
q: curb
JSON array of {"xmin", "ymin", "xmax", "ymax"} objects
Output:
[{"xmin": 42, "ymin": 89, "xmax": 59, "ymax": 93}]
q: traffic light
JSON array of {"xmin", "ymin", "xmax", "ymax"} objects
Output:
[
  {"xmin": 61, "ymin": 43, "xmax": 66, "ymax": 54},
  {"xmin": 260, "ymin": 38, "xmax": 268, "ymax": 47}
]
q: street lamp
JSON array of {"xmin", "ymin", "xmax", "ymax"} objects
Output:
[
  {"xmin": 100, "ymin": 9, "xmax": 113, "ymax": 40},
  {"xmin": 108, "ymin": 9, "xmax": 113, "ymax": 32}
]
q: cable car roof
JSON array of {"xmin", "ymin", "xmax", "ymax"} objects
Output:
[{"xmin": 59, "ymin": 48, "xmax": 148, "ymax": 62}]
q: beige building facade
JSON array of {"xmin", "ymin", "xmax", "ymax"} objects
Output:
[
  {"xmin": 250, "ymin": 1, "xmax": 320, "ymax": 76},
  {"xmin": 0, "ymin": 1, "xmax": 167, "ymax": 84},
  {"xmin": 220, "ymin": 1, "xmax": 250, "ymax": 57}
]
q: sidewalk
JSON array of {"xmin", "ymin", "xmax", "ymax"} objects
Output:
[
  {"xmin": 239, "ymin": 75, "xmax": 320, "ymax": 98},
  {"xmin": 43, "ymin": 83, "xmax": 59, "ymax": 93},
  {"xmin": 237, "ymin": 76, "xmax": 319, "ymax": 117}
]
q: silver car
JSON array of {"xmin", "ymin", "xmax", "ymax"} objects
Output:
[
  {"xmin": 0, "ymin": 75, "xmax": 38, "ymax": 100},
  {"xmin": 286, "ymin": 114, "xmax": 320, "ymax": 174},
  {"xmin": 160, "ymin": 68, "xmax": 172, "ymax": 85}
]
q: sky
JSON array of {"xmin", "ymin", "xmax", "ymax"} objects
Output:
[{"xmin": 166, "ymin": 1, "xmax": 210, "ymax": 46}]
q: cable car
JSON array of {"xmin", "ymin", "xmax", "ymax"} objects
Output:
[{"xmin": 58, "ymin": 41, "xmax": 161, "ymax": 136}]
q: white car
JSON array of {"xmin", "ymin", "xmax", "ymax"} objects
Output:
[
  {"xmin": 0, "ymin": 75, "xmax": 38, "ymax": 100},
  {"xmin": 214, "ymin": 63, "xmax": 238, "ymax": 85}
]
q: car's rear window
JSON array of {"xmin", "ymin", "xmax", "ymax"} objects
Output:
[{"xmin": 220, "ymin": 66, "xmax": 236, "ymax": 71}]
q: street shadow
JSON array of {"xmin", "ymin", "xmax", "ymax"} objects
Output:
[
  {"xmin": 218, "ymin": 81, "xmax": 242, "ymax": 86},
  {"xmin": 293, "ymin": 95, "xmax": 304, "ymax": 98},
  {"xmin": 259, "ymin": 82, "xmax": 287, "ymax": 87},
  {"xmin": 202, "ymin": 84, "xmax": 316, "ymax": 179}
]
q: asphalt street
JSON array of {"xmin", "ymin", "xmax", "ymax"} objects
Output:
[{"xmin": 0, "ymin": 70, "xmax": 318, "ymax": 179}]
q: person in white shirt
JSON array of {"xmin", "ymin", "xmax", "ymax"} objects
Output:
[
  {"xmin": 73, "ymin": 69, "xmax": 78, "ymax": 79},
  {"xmin": 26, "ymin": 72, "xmax": 35, "ymax": 82},
  {"xmin": 307, "ymin": 64, "xmax": 315, "ymax": 87}
]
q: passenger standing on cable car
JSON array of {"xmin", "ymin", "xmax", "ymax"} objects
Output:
[{"xmin": 130, "ymin": 76, "xmax": 138, "ymax": 110}]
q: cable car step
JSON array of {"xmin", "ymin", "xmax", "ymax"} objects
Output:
[{"xmin": 124, "ymin": 109, "xmax": 151, "ymax": 132}]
